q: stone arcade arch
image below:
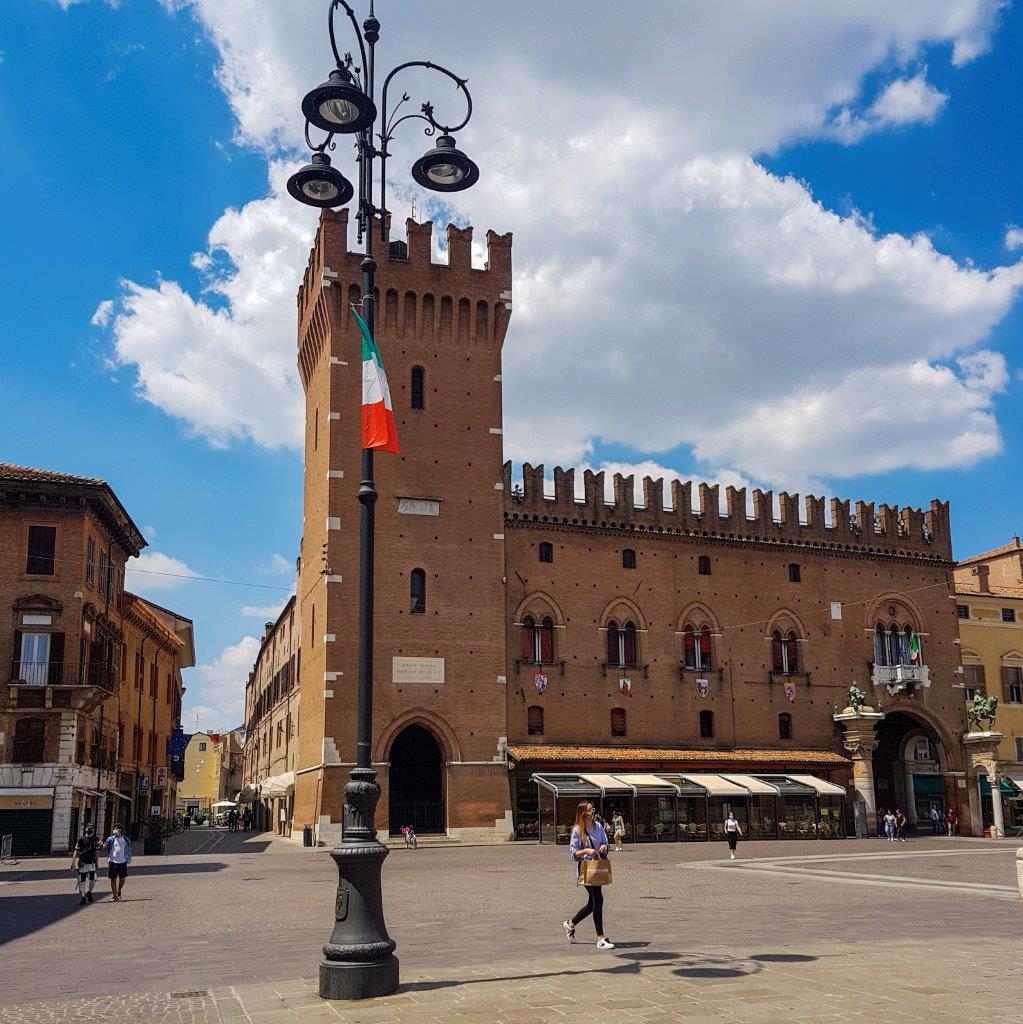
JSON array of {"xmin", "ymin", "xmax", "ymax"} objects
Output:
[{"xmin": 872, "ymin": 709, "xmax": 952, "ymax": 829}]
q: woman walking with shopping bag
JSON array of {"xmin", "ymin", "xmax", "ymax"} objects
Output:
[{"xmin": 562, "ymin": 801, "xmax": 615, "ymax": 949}]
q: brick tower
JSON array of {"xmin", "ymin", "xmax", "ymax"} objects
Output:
[{"xmin": 294, "ymin": 211, "xmax": 514, "ymax": 843}]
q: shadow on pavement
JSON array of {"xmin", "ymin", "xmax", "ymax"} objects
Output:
[
  {"xmin": 1, "ymin": 861, "xmax": 230, "ymax": 884},
  {"xmin": 401, "ymin": 945, "xmax": 806, "ymax": 993}
]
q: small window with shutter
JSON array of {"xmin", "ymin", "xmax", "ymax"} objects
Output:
[
  {"xmin": 622, "ymin": 548, "xmax": 636, "ymax": 570},
  {"xmin": 1002, "ymin": 608, "xmax": 1017, "ymax": 623},
  {"xmin": 538, "ymin": 542, "xmax": 553, "ymax": 564},
  {"xmin": 699, "ymin": 709, "xmax": 714, "ymax": 738},
  {"xmin": 962, "ymin": 664, "xmax": 986, "ymax": 692},
  {"xmin": 1002, "ymin": 666, "xmax": 1023, "ymax": 704}
]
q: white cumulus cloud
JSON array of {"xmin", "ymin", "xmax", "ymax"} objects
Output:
[
  {"xmin": 124, "ymin": 551, "xmax": 201, "ymax": 592},
  {"xmin": 1005, "ymin": 225, "xmax": 1023, "ymax": 251},
  {"xmin": 185, "ymin": 635, "xmax": 259, "ymax": 732}
]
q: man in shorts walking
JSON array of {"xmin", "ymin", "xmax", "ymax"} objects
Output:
[
  {"xmin": 103, "ymin": 823, "xmax": 133, "ymax": 901},
  {"xmin": 71, "ymin": 823, "xmax": 99, "ymax": 905}
]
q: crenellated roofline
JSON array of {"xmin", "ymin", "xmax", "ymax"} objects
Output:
[{"xmin": 503, "ymin": 462, "xmax": 952, "ymax": 562}]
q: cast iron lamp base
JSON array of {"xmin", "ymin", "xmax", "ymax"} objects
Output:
[{"xmin": 319, "ymin": 770, "xmax": 399, "ymax": 1000}]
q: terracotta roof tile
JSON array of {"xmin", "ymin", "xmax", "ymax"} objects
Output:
[
  {"xmin": 507, "ymin": 745, "xmax": 849, "ymax": 766},
  {"xmin": 0, "ymin": 462, "xmax": 105, "ymax": 486}
]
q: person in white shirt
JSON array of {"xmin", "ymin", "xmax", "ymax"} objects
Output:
[
  {"xmin": 724, "ymin": 811, "xmax": 743, "ymax": 860},
  {"xmin": 103, "ymin": 824, "xmax": 133, "ymax": 902}
]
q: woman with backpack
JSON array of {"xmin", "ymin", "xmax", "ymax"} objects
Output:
[{"xmin": 562, "ymin": 801, "xmax": 615, "ymax": 949}]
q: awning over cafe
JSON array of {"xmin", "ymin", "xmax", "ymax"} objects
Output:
[
  {"xmin": 677, "ymin": 773, "xmax": 749, "ymax": 797},
  {"xmin": 721, "ymin": 774, "xmax": 780, "ymax": 796},
  {"xmin": 579, "ymin": 773, "xmax": 637, "ymax": 794},
  {"xmin": 508, "ymin": 744, "xmax": 849, "ymax": 769},
  {"xmin": 786, "ymin": 774, "xmax": 847, "ymax": 797}
]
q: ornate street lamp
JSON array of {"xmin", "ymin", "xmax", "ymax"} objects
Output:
[{"xmin": 286, "ymin": 0, "xmax": 480, "ymax": 1002}]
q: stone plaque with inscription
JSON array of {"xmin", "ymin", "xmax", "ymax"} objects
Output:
[
  {"xmin": 392, "ymin": 657, "xmax": 445, "ymax": 685},
  {"xmin": 397, "ymin": 497, "xmax": 440, "ymax": 517}
]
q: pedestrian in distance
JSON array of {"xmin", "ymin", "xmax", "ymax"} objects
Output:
[
  {"xmin": 724, "ymin": 810, "xmax": 743, "ymax": 860},
  {"xmin": 930, "ymin": 806, "xmax": 941, "ymax": 835},
  {"xmin": 883, "ymin": 809, "xmax": 896, "ymax": 841},
  {"xmin": 103, "ymin": 823, "xmax": 133, "ymax": 902},
  {"xmin": 228, "ymin": 808, "xmax": 238, "ymax": 833},
  {"xmin": 945, "ymin": 807, "xmax": 958, "ymax": 837},
  {"xmin": 563, "ymin": 801, "xmax": 615, "ymax": 950},
  {"xmin": 611, "ymin": 811, "xmax": 626, "ymax": 852},
  {"xmin": 894, "ymin": 808, "xmax": 907, "ymax": 842},
  {"xmin": 71, "ymin": 823, "xmax": 99, "ymax": 905}
]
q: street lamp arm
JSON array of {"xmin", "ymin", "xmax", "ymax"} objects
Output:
[
  {"xmin": 328, "ymin": 0, "xmax": 370, "ymax": 91},
  {"xmin": 304, "ymin": 121, "xmax": 338, "ymax": 154},
  {"xmin": 380, "ymin": 60, "xmax": 473, "ymax": 140}
]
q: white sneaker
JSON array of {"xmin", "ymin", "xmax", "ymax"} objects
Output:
[
  {"xmin": 562, "ymin": 920, "xmax": 576, "ymax": 943},
  {"xmin": 596, "ymin": 938, "xmax": 615, "ymax": 950}
]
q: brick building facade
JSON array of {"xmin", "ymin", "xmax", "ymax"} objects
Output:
[
  {"xmin": 241, "ymin": 596, "xmax": 299, "ymax": 834},
  {"xmin": 0, "ymin": 464, "xmax": 193, "ymax": 855},
  {"xmin": 288, "ymin": 213, "xmax": 973, "ymax": 845}
]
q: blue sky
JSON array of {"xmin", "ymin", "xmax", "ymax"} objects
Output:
[{"xmin": 2, "ymin": 1, "xmax": 1021, "ymax": 728}]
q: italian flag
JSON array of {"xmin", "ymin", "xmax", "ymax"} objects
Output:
[
  {"xmin": 909, "ymin": 633, "xmax": 921, "ymax": 665},
  {"xmin": 353, "ymin": 307, "xmax": 400, "ymax": 455}
]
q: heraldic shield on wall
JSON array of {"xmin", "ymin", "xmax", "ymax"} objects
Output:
[{"xmin": 534, "ymin": 672, "xmax": 548, "ymax": 695}]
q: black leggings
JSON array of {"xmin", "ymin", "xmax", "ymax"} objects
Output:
[{"xmin": 571, "ymin": 884, "xmax": 604, "ymax": 935}]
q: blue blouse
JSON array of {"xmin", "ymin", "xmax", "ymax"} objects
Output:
[{"xmin": 569, "ymin": 822, "xmax": 609, "ymax": 879}]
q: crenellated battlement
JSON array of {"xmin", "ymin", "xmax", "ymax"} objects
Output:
[
  {"xmin": 503, "ymin": 462, "xmax": 952, "ymax": 561},
  {"xmin": 296, "ymin": 210, "xmax": 512, "ymax": 378}
]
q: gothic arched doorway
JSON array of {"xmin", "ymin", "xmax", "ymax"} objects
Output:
[
  {"xmin": 388, "ymin": 724, "xmax": 445, "ymax": 835},
  {"xmin": 873, "ymin": 711, "xmax": 948, "ymax": 832}
]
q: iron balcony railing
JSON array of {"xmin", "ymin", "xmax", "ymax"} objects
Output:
[{"xmin": 9, "ymin": 660, "xmax": 118, "ymax": 689}]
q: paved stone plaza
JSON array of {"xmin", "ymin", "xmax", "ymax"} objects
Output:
[{"xmin": 1, "ymin": 830, "xmax": 1021, "ymax": 1023}]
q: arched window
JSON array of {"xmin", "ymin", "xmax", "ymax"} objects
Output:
[
  {"xmin": 788, "ymin": 563, "xmax": 801, "ymax": 583},
  {"xmin": 521, "ymin": 615, "xmax": 554, "ymax": 664},
  {"xmin": 611, "ymin": 707, "xmax": 627, "ymax": 737},
  {"xmin": 12, "ymin": 717, "xmax": 45, "ymax": 762},
  {"xmin": 607, "ymin": 620, "xmax": 620, "ymax": 665},
  {"xmin": 778, "ymin": 713, "xmax": 792, "ymax": 740},
  {"xmin": 772, "ymin": 629, "xmax": 800, "ymax": 674},
  {"xmin": 875, "ymin": 621, "xmax": 920, "ymax": 666},
  {"xmin": 683, "ymin": 624, "xmax": 714, "ymax": 671},
  {"xmin": 698, "ymin": 555, "xmax": 711, "ymax": 576},
  {"xmin": 606, "ymin": 620, "xmax": 638, "ymax": 668},
  {"xmin": 699, "ymin": 710, "xmax": 714, "ymax": 738},
  {"xmin": 538, "ymin": 541, "xmax": 553, "ymax": 564},
  {"xmin": 622, "ymin": 548, "xmax": 636, "ymax": 570},
  {"xmin": 527, "ymin": 706, "xmax": 544, "ymax": 736},
  {"xmin": 410, "ymin": 366, "xmax": 425, "ymax": 410},
  {"xmin": 410, "ymin": 568, "xmax": 426, "ymax": 614},
  {"xmin": 683, "ymin": 623, "xmax": 698, "ymax": 670}
]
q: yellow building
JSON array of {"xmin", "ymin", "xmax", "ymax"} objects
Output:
[
  {"xmin": 177, "ymin": 732, "xmax": 222, "ymax": 815},
  {"xmin": 954, "ymin": 537, "xmax": 1023, "ymax": 835}
]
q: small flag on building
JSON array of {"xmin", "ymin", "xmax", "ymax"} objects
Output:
[
  {"xmin": 353, "ymin": 306, "xmax": 400, "ymax": 454},
  {"xmin": 697, "ymin": 678, "xmax": 709, "ymax": 698},
  {"xmin": 619, "ymin": 676, "xmax": 632, "ymax": 696},
  {"xmin": 785, "ymin": 683, "xmax": 796, "ymax": 702},
  {"xmin": 909, "ymin": 632, "xmax": 921, "ymax": 665}
]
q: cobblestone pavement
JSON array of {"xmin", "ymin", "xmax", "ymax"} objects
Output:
[{"xmin": 1, "ymin": 830, "xmax": 1020, "ymax": 1023}]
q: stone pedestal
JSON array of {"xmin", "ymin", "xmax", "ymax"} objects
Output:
[
  {"xmin": 962, "ymin": 730, "xmax": 1005, "ymax": 838},
  {"xmin": 834, "ymin": 704, "xmax": 885, "ymax": 838}
]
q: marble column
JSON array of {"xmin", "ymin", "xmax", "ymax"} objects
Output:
[
  {"xmin": 834, "ymin": 704, "xmax": 885, "ymax": 838},
  {"xmin": 962, "ymin": 729, "xmax": 1005, "ymax": 838}
]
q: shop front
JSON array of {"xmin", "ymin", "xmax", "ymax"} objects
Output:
[
  {"xmin": 513, "ymin": 744, "xmax": 851, "ymax": 843},
  {"xmin": 532, "ymin": 770, "xmax": 847, "ymax": 844}
]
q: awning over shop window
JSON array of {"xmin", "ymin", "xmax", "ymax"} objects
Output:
[
  {"xmin": 785, "ymin": 775, "xmax": 847, "ymax": 797},
  {"xmin": 612, "ymin": 774, "xmax": 681, "ymax": 795},
  {"xmin": 721, "ymin": 775, "xmax": 780, "ymax": 796},
  {"xmin": 1005, "ymin": 775, "xmax": 1023, "ymax": 795},
  {"xmin": 533, "ymin": 774, "xmax": 601, "ymax": 798},
  {"xmin": 677, "ymin": 774, "xmax": 749, "ymax": 796},
  {"xmin": 979, "ymin": 776, "xmax": 1016, "ymax": 796},
  {"xmin": 579, "ymin": 773, "xmax": 636, "ymax": 794}
]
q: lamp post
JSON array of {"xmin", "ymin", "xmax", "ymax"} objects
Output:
[{"xmin": 286, "ymin": 0, "xmax": 480, "ymax": 1002}]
